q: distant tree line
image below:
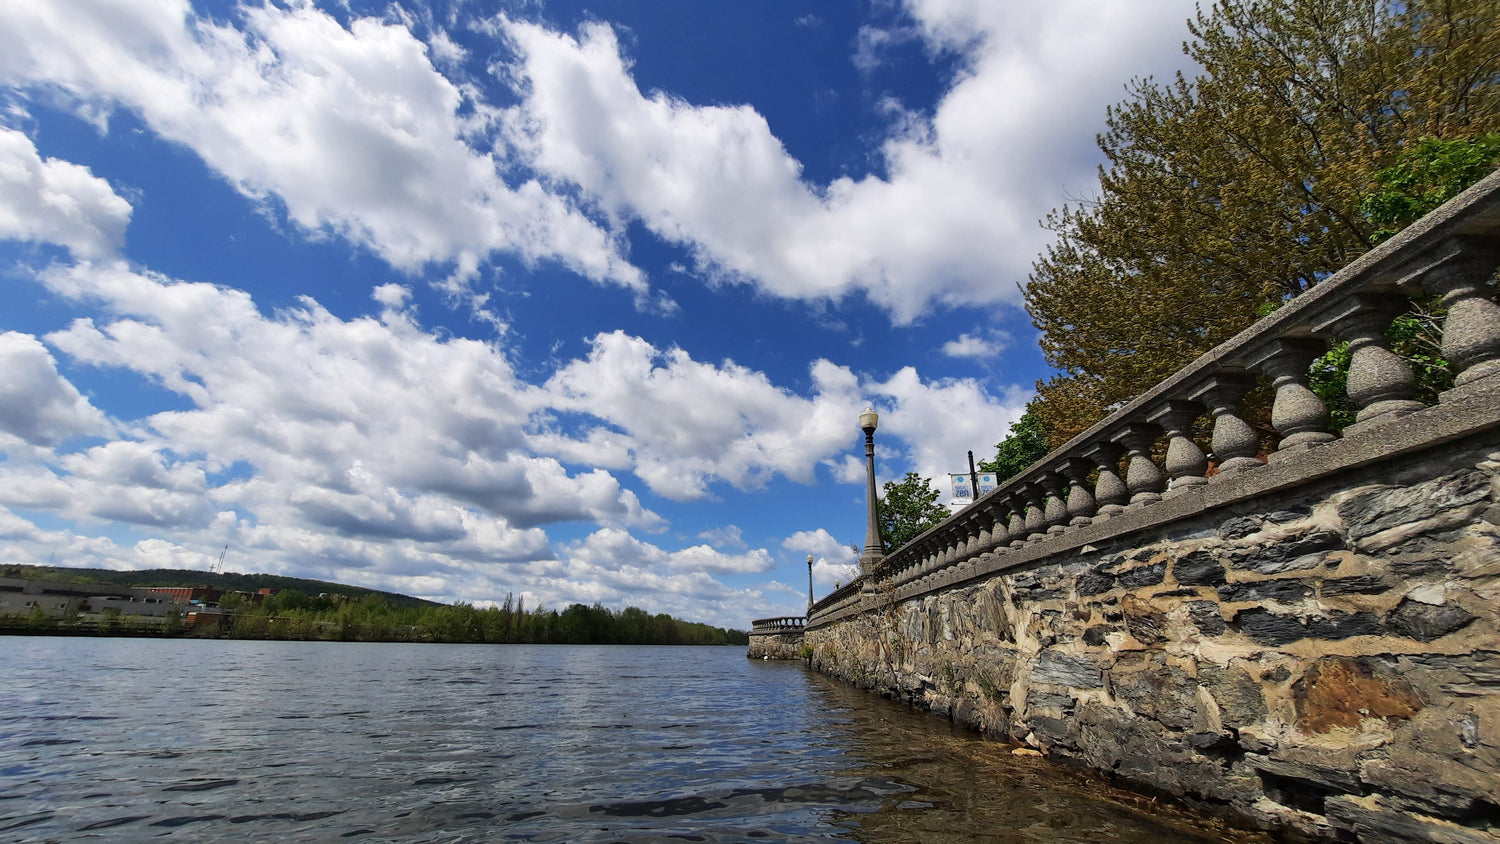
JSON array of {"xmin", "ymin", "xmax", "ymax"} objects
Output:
[{"xmin": 219, "ymin": 591, "xmax": 748, "ymax": 645}]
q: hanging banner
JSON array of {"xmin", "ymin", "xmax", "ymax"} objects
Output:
[{"xmin": 952, "ymin": 472, "xmax": 1000, "ymax": 502}]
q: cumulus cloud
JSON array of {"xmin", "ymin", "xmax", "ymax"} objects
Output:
[
  {"xmin": 941, "ymin": 328, "xmax": 1013, "ymax": 360},
  {"xmin": 697, "ymin": 524, "xmax": 745, "ymax": 548},
  {"xmin": 783, "ymin": 528, "xmax": 860, "ymax": 588},
  {"xmin": 26, "ymin": 260, "xmax": 659, "ymax": 568},
  {"xmin": 563, "ymin": 527, "xmax": 772, "ymax": 575},
  {"xmin": 0, "ymin": 127, "xmax": 131, "ymax": 258},
  {"xmin": 0, "ymin": 331, "xmax": 112, "ymax": 447},
  {"xmin": 498, "ymin": 1, "xmax": 1197, "ymax": 321},
  {"xmin": 0, "ymin": 0, "xmax": 641, "ymax": 312},
  {"xmin": 541, "ymin": 331, "xmax": 863, "ymax": 501}
]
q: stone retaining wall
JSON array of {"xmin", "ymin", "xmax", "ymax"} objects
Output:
[
  {"xmin": 806, "ymin": 431, "xmax": 1500, "ymax": 841},
  {"xmin": 747, "ymin": 631, "xmax": 805, "ymax": 660}
]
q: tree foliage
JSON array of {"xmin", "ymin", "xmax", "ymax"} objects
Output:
[
  {"xmin": 1024, "ymin": 0, "xmax": 1500, "ymax": 444},
  {"xmin": 979, "ymin": 407, "xmax": 1052, "ymax": 482},
  {"xmin": 878, "ymin": 472, "xmax": 950, "ymax": 552},
  {"xmin": 1362, "ymin": 133, "xmax": 1500, "ymax": 242}
]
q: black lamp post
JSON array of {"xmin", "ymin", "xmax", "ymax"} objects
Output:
[
  {"xmin": 859, "ymin": 407, "xmax": 884, "ymax": 576},
  {"xmin": 806, "ymin": 554, "xmax": 814, "ymax": 610}
]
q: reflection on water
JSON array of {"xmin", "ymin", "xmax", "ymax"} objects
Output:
[{"xmin": 0, "ymin": 639, "xmax": 1267, "ymax": 842}]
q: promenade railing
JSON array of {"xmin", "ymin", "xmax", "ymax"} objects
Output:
[
  {"xmin": 810, "ymin": 168, "xmax": 1500, "ymax": 628},
  {"xmin": 750, "ymin": 616, "xmax": 806, "ymax": 634}
]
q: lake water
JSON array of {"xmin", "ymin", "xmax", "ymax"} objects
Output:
[{"xmin": 0, "ymin": 639, "xmax": 1266, "ymax": 842}]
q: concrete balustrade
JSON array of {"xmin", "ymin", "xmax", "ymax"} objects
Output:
[
  {"xmin": 750, "ymin": 616, "xmax": 805, "ymax": 633},
  {"xmin": 810, "ymin": 168, "xmax": 1500, "ymax": 627}
]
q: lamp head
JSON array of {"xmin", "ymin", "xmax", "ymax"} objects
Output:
[{"xmin": 858, "ymin": 407, "xmax": 879, "ymax": 435}]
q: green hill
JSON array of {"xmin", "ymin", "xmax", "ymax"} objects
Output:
[{"xmin": 0, "ymin": 564, "xmax": 439, "ymax": 609}]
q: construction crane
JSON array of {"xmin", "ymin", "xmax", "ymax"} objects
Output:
[{"xmin": 211, "ymin": 545, "xmax": 228, "ymax": 575}]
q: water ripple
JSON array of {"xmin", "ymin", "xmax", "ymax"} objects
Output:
[{"xmin": 0, "ymin": 640, "xmax": 1270, "ymax": 843}]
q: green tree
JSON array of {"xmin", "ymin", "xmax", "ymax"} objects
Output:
[
  {"xmin": 1024, "ymin": 0, "xmax": 1500, "ymax": 444},
  {"xmin": 979, "ymin": 406, "xmax": 1052, "ymax": 483},
  {"xmin": 878, "ymin": 473, "xmax": 950, "ymax": 552},
  {"xmin": 1362, "ymin": 134, "xmax": 1500, "ymax": 242}
]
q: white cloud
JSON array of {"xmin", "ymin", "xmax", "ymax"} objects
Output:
[
  {"xmin": 941, "ymin": 328, "xmax": 1012, "ymax": 360},
  {"xmin": 28, "ymin": 260, "xmax": 656, "ymax": 565},
  {"xmin": 697, "ymin": 524, "xmax": 745, "ymax": 548},
  {"xmin": 541, "ymin": 330, "xmax": 862, "ymax": 501},
  {"xmin": 0, "ymin": 127, "xmax": 131, "ymax": 258},
  {"xmin": 782, "ymin": 528, "xmax": 860, "ymax": 589},
  {"xmin": 497, "ymin": 2, "xmax": 1197, "ymax": 322},
  {"xmin": 0, "ymin": 0, "xmax": 641, "ymax": 313},
  {"xmin": 0, "ymin": 331, "xmax": 112, "ymax": 447},
  {"xmin": 562, "ymin": 527, "xmax": 772, "ymax": 575}
]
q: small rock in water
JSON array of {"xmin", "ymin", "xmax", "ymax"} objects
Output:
[{"xmin": 1011, "ymin": 747, "xmax": 1043, "ymax": 757}]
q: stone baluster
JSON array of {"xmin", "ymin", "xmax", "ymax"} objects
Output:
[
  {"xmin": 1190, "ymin": 373, "xmax": 1263, "ymax": 475},
  {"xmin": 1317, "ymin": 296, "xmax": 1425, "ymax": 433},
  {"xmin": 972, "ymin": 515, "xmax": 993, "ymax": 558},
  {"xmin": 1118, "ymin": 423, "xmax": 1165, "ymax": 507},
  {"xmin": 1418, "ymin": 244, "xmax": 1500, "ymax": 393},
  {"xmin": 958, "ymin": 522, "xmax": 980, "ymax": 564},
  {"xmin": 1084, "ymin": 441, "xmax": 1128, "ymax": 520},
  {"xmin": 977, "ymin": 498, "xmax": 1009, "ymax": 554},
  {"xmin": 1006, "ymin": 494, "xmax": 1029, "ymax": 548},
  {"xmin": 1021, "ymin": 484, "xmax": 1047, "ymax": 540},
  {"xmin": 1058, "ymin": 457, "xmax": 1096, "ymax": 527},
  {"xmin": 902, "ymin": 544, "xmax": 923, "ymax": 580},
  {"xmin": 1040, "ymin": 472, "xmax": 1070, "ymax": 536},
  {"xmin": 912, "ymin": 545, "xmax": 929, "ymax": 578},
  {"xmin": 1248, "ymin": 339, "xmax": 1335, "ymax": 461},
  {"xmin": 1147, "ymin": 399, "xmax": 1208, "ymax": 497}
]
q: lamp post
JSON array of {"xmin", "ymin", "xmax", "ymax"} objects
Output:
[
  {"xmin": 859, "ymin": 407, "xmax": 884, "ymax": 577},
  {"xmin": 806, "ymin": 555, "xmax": 815, "ymax": 610}
]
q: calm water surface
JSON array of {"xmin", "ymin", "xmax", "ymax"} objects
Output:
[{"xmin": 0, "ymin": 639, "xmax": 1268, "ymax": 842}]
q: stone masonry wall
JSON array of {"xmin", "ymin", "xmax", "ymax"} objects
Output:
[
  {"xmin": 806, "ymin": 432, "xmax": 1500, "ymax": 841},
  {"xmin": 747, "ymin": 632, "xmax": 805, "ymax": 660}
]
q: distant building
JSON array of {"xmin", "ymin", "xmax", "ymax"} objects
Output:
[
  {"xmin": 1, "ymin": 577, "xmax": 179, "ymax": 619},
  {"xmin": 145, "ymin": 585, "xmax": 223, "ymax": 604}
]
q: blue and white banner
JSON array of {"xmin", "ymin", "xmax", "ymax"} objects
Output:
[{"xmin": 951, "ymin": 472, "xmax": 999, "ymax": 501}]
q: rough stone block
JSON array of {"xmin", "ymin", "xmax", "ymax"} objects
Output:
[
  {"xmin": 1217, "ymin": 579, "xmax": 1314, "ymax": 604},
  {"xmin": 1320, "ymin": 574, "xmax": 1389, "ymax": 596},
  {"xmin": 1117, "ymin": 562, "xmax": 1167, "ymax": 589},
  {"xmin": 1122, "ymin": 595, "xmax": 1168, "ymax": 645},
  {"xmin": 1030, "ymin": 650, "xmax": 1102, "ymax": 688},
  {"xmin": 1390, "ymin": 553, "xmax": 1453, "ymax": 578},
  {"xmin": 1075, "ymin": 571, "xmax": 1116, "ymax": 596},
  {"xmin": 1292, "ymin": 656, "xmax": 1422, "ymax": 733},
  {"xmin": 1252, "ymin": 756, "xmax": 1364, "ymax": 794},
  {"xmin": 1218, "ymin": 515, "xmax": 1263, "ymax": 540},
  {"xmin": 1111, "ymin": 662, "xmax": 1199, "ymax": 731},
  {"xmin": 1173, "ymin": 550, "xmax": 1226, "ymax": 586},
  {"xmin": 1081, "ymin": 625, "xmax": 1114, "ymax": 646},
  {"xmin": 1234, "ymin": 608, "xmax": 1309, "ymax": 646},
  {"xmin": 1386, "ymin": 599, "xmax": 1479, "ymax": 643},
  {"xmin": 1339, "ymin": 469, "xmax": 1490, "ymax": 542},
  {"xmin": 1025, "ymin": 690, "xmax": 1075, "ymax": 714},
  {"xmin": 1186, "ymin": 601, "xmax": 1227, "ymax": 636},
  {"xmin": 1325, "ymin": 794, "xmax": 1499, "ymax": 844},
  {"xmin": 1199, "ymin": 664, "xmax": 1267, "ymax": 729},
  {"xmin": 1230, "ymin": 529, "xmax": 1343, "ymax": 574},
  {"xmin": 1305, "ymin": 611, "xmax": 1384, "ymax": 640}
]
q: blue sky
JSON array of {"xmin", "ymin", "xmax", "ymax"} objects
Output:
[{"xmin": 0, "ymin": 0, "xmax": 1197, "ymax": 628}]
